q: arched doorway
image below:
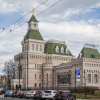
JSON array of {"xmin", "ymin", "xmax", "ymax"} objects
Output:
[{"xmin": 16, "ymin": 85, "xmax": 18, "ymax": 90}]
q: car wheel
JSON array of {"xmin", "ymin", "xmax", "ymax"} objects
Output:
[
  {"xmin": 53, "ymin": 96, "xmax": 56, "ymax": 100},
  {"xmin": 65, "ymin": 97, "xmax": 68, "ymax": 100}
]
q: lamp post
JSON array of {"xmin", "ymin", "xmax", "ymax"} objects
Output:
[{"xmin": 18, "ymin": 52, "xmax": 22, "ymax": 91}]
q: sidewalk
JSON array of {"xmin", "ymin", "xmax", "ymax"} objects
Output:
[{"xmin": 76, "ymin": 99, "xmax": 100, "ymax": 100}]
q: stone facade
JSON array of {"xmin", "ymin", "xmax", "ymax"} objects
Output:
[
  {"xmin": 54, "ymin": 45, "xmax": 100, "ymax": 89},
  {"xmin": 11, "ymin": 15, "xmax": 73, "ymax": 90},
  {"xmin": 11, "ymin": 15, "xmax": 100, "ymax": 90}
]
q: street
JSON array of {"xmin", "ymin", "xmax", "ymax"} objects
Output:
[
  {"xmin": 0, "ymin": 97, "xmax": 97, "ymax": 100},
  {"xmin": 0, "ymin": 97, "xmax": 34, "ymax": 100}
]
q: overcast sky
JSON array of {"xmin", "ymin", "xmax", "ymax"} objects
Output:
[{"xmin": 0, "ymin": 0, "xmax": 100, "ymax": 73}]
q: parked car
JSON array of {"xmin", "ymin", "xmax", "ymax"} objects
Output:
[
  {"xmin": 26, "ymin": 91, "xmax": 37, "ymax": 99},
  {"xmin": 4, "ymin": 90, "xmax": 14, "ymax": 97},
  {"xmin": 34, "ymin": 91, "xmax": 45, "ymax": 99},
  {"xmin": 42, "ymin": 90, "xmax": 58, "ymax": 100},
  {"xmin": 55, "ymin": 90, "xmax": 75, "ymax": 100},
  {"xmin": 19, "ymin": 91, "xmax": 28, "ymax": 98},
  {"xmin": 1, "ymin": 89, "xmax": 8, "ymax": 94},
  {"xmin": 11, "ymin": 91, "xmax": 20, "ymax": 98}
]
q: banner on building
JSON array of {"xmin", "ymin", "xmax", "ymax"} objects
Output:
[{"xmin": 76, "ymin": 70, "xmax": 80, "ymax": 82}]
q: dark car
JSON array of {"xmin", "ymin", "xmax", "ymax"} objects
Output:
[
  {"xmin": 34, "ymin": 91, "xmax": 45, "ymax": 99},
  {"xmin": 1, "ymin": 89, "xmax": 8, "ymax": 94},
  {"xmin": 55, "ymin": 90, "xmax": 75, "ymax": 100},
  {"xmin": 19, "ymin": 91, "xmax": 28, "ymax": 98}
]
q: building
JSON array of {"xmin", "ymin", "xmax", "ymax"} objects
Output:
[
  {"xmin": 54, "ymin": 44, "xmax": 100, "ymax": 89},
  {"xmin": 0, "ymin": 74, "xmax": 7, "ymax": 90},
  {"xmin": 11, "ymin": 15, "xmax": 73, "ymax": 90},
  {"xmin": 11, "ymin": 15, "xmax": 100, "ymax": 90}
]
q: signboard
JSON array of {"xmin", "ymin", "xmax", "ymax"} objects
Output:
[
  {"xmin": 76, "ymin": 70, "xmax": 80, "ymax": 82},
  {"xmin": 76, "ymin": 70, "xmax": 80, "ymax": 75}
]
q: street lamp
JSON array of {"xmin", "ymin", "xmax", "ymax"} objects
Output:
[{"xmin": 17, "ymin": 52, "xmax": 23, "ymax": 91}]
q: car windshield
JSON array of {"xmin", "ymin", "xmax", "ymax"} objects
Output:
[
  {"xmin": 19, "ymin": 91, "xmax": 23, "ymax": 93},
  {"xmin": 45, "ymin": 91, "xmax": 52, "ymax": 93},
  {"xmin": 58, "ymin": 91, "xmax": 70, "ymax": 94},
  {"xmin": 6, "ymin": 90, "xmax": 11, "ymax": 93},
  {"xmin": 29, "ymin": 91, "xmax": 34, "ymax": 93},
  {"xmin": 13, "ymin": 91, "xmax": 17, "ymax": 93},
  {"xmin": 36, "ymin": 91, "xmax": 41, "ymax": 94}
]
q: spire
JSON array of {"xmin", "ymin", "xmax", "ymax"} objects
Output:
[
  {"xmin": 24, "ymin": 15, "xmax": 43, "ymax": 40},
  {"xmin": 29, "ymin": 15, "xmax": 38, "ymax": 22}
]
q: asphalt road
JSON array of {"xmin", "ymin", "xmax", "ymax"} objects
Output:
[{"xmin": 0, "ymin": 97, "xmax": 34, "ymax": 100}]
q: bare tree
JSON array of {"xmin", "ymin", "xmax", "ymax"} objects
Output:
[{"xmin": 3, "ymin": 59, "xmax": 15, "ymax": 89}]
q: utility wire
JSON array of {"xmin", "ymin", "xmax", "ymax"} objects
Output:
[
  {"xmin": 0, "ymin": 0, "xmax": 48, "ymax": 33},
  {"xmin": 36, "ymin": 0, "xmax": 62, "ymax": 17},
  {"xmin": 0, "ymin": 0, "xmax": 62, "ymax": 40}
]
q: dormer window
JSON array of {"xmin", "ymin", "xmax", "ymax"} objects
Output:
[
  {"xmin": 66, "ymin": 48, "xmax": 69, "ymax": 54},
  {"xmin": 55, "ymin": 46, "xmax": 59, "ymax": 53},
  {"xmin": 61, "ymin": 47, "xmax": 64, "ymax": 54},
  {"xmin": 36, "ymin": 45, "xmax": 38, "ymax": 51}
]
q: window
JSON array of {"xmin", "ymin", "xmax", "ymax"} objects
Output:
[
  {"xmin": 94, "ymin": 74, "xmax": 98, "ymax": 84},
  {"xmin": 40, "ymin": 45, "xmax": 42, "ymax": 51},
  {"xmin": 23, "ymin": 46, "xmax": 24, "ymax": 52},
  {"xmin": 35, "ymin": 74, "xmax": 36, "ymax": 79},
  {"xmin": 88, "ymin": 74, "xmax": 91, "ymax": 83},
  {"xmin": 92, "ymin": 54, "xmax": 96, "ymax": 58},
  {"xmin": 55, "ymin": 46, "xmax": 59, "ymax": 53},
  {"xmin": 36, "ymin": 45, "xmax": 38, "ymax": 51},
  {"xmin": 34, "ymin": 23, "xmax": 36, "ymax": 27},
  {"xmin": 39, "ymin": 74, "xmax": 41, "ymax": 79},
  {"xmin": 32, "ymin": 44, "xmax": 34, "ymax": 51},
  {"xmin": 27, "ymin": 44, "xmax": 28, "ymax": 51},
  {"xmin": 25, "ymin": 45, "xmax": 26, "ymax": 51},
  {"xmin": 50, "ymin": 73, "xmax": 51, "ymax": 78},
  {"xmin": 39, "ymin": 83, "xmax": 41, "ymax": 87},
  {"xmin": 35, "ymin": 83, "xmax": 37, "ymax": 87},
  {"xmin": 66, "ymin": 48, "xmax": 69, "ymax": 54},
  {"xmin": 61, "ymin": 47, "xmax": 64, "ymax": 53}
]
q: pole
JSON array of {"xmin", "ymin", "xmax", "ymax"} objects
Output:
[
  {"xmin": 84, "ymin": 70, "xmax": 86, "ymax": 97},
  {"xmin": 75, "ymin": 69, "xmax": 76, "ymax": 93},
  {"xmin": 19, "ymin": 53, "xmax": 20, "ymax": 91},
  {"xmin": 75, "ymin": 69, "xmax": 76, "ymax": 100}
]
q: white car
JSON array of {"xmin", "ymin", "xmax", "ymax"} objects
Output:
[
  {"xmin": 42, "ymin": 90, "xmax": 58, "ymax": 100},
  {"xmin": 26, "ymin": 91, "xmax": 37, "ymax": 99}
]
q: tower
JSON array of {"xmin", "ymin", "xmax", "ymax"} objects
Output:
[{"xmin": 21, "ymin": 15, "xmax": 45, "ymax": 53}]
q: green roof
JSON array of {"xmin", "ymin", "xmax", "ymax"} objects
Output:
[
  {"xmin": 44, "ymin": 42, "xmax": 72, "ymax": 56},
  {"xmin": 80, "ymin": 47, "xmax": 100, "ymax": 59},
  {"xmin": 29, "ymin": 15, "xmax": 38, "ymax": 22},
  {"xmin": 59, "ymin": 62, "xmax": 71, "ymax": 66},
  {"xmin": 25, "ymin": 30, "xmax": 43, "ymax": 40}
]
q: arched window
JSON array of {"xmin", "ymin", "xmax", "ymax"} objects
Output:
[
  {"xmin": 88, "ymin": 74, "xmax": 91, "ymax": 83},
  {"xmin": 66, "ymin": 48, "xmax": 69, "ymax": 54},
  {"xmin": 36, "ymin": 45, "xmax": 38, "ymax": 51},
  {"xmin": 55, "ymin": 46, "xmax": 59, "ymax": 53},
  {"xmin": 25, "ymin": 45, "xmax": 26, "ymax": 51},
  {"xmin": 40, "ymin": 45, "xmax": 42, "ymax": 51},
  {"xmin": 27, "ymin": 44, "xmax": 28, "ymax": 51},
  {"xmin": 32, "ymin": 44, "xmax": 34, "ymax": 51},
  {"xmin": 61, "ymin": 47, "xmax": 64, "ymax": 53},
  {"xmin": 23, "ymin": 46, "xmax": 24, "ymax": 52},
  {"xmin": 94, "ymin": 74, "xmax": 98, "ymax": 84}
]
